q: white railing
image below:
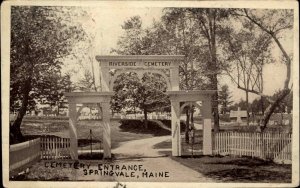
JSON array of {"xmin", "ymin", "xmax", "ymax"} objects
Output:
[
  {"xmin": 10, "ymin": 138, "xmax": 41, "ymax": 172},
  {"xmin": 214, "ymin": 131, "xmax": 292, "ymax": 164},
  {"xmin": 40, "ymin": 136, "xmax": 71, "ymax": 160},
  {"xmin": 120, "ymin": 114, "xmax": 171, "ymax": 120}
]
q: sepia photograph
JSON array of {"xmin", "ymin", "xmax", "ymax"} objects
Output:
[{"xmin": 1, "ymin": 1, "xmax": 299, "ymax": 187}]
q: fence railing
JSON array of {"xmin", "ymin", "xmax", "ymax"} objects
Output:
[
  {"xmin": 10, "ymin": 138, "xmax": 41, "ymax": 172},
  {"xmin": 40, "ymin": 136, "xmax": 71, "ymax": 160},
  {"xmin": 213, "ymin": 131, "xmax": 292, "ymax": 163}
]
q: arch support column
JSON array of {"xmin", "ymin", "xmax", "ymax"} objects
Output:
[
  {"xmin": 68, "ymin": 102, "xmax": 78, "ymax": 160},
  {"xmin": 171, "ymin": 100, "xmax": 181, "ymax": 156},
  {"xmin": 101, "ymin": 102, "xmax": 111, "ymax": 158},
  {"xmin": 170, "ymin": 67, "xmax": 179, "ymax": 91},
  {"xmin": 202, "ymin": 97, "xmax": 213, "ymax": 155},
  {"xmin": 100, "ymin": 67, "xmax": 110, "ymax": 91}
]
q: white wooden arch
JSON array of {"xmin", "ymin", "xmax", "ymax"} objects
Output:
[{"xmin": 96, "ymin": 55, "xmax": 184, "ymax": 92}]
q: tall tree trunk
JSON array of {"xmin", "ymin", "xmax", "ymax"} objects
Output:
[
  {"xmin": 261, "ymin": 89, "xmax": 290, "ymax": 131},
  {"xmin": 246, "ymin": 91, "xmax": 249, "ymax": 126},
  {"xmin": 191, "ymin": 107, "xmax": 194, "ymax": 124},
  {"xmin": 56, "ymin": 102, "xmax": 60, "ymax": 116},
  {"xmin": 143, "ymin": 108, "xmax": 148, "ymax": 129},
  {"xmin": 211, "ymin": 76, "xmax": 220, "ymax": 132},
  {"xmin": 185, "ymin": 108, "xmax": 190, "ymax": 143},
  {"xmin": 11, "ymin": 78, "xmax": 32, "ymax": 144},
  {"xmin": 194, "ymin": 9, "xmax": 220, "ymax": 131},
  {"xmin": 209, "ymin": 10, "xmax": 220, "ymax": 132},
  {"xmin": 260, "ymin": 96, "xmax": 265, "ymax": 115}
]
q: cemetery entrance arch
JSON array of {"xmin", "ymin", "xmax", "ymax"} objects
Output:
[{"xmin": 65, "ymin": 55, "xmax": 215, "ymax": 159}]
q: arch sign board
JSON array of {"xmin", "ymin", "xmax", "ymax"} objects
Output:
[
  {"xmin": 65, "ymin": 55, "xmax": 214, "ymax": 159},
  {"xmin": 96, "ymin": 55, "xmax": 184, "ymax": 91}
]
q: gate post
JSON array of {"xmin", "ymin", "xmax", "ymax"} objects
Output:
[
  {"xmin": 100, "ymin": 67, "xmax": 110, "ymax": 92},
  {"xmin": 202, "ymin": 98, "xmax": 213, "ymax": 155},
  {"xmin": 170, "ymin": 67, "xmax": 179, "ymax": 91},
  {"xmin": 171, "ymin": 100, "xmax": 181, "ymax": 156},
  {"xmin": 102, "ymin": 102, "xmax": 111, "ymax": 158},
  {"xmin": 68, "ymin": 102, "xmax": 78, "ymax": 160}
]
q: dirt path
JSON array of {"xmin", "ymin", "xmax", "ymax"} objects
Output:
[
  {"xmin": 26, "ymin": 135, "xmax": 213, "ymax": 182},
  {"xmin": 108, "ymin": 136, "xmax": 213, "ymax": 182},
  {"xmin": 72, "ymin": 136, "xmax": 213, "ymax": 182}
]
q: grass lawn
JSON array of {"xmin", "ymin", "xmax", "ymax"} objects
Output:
[
  {"xmin": 10, "ymin": 159, "xmax": 116, "ymax": 181},
  {"xmin": 153, "ymin": 139, "xmax": 171, "ymax": 149},
  {"xmin": 21, "ymin": 118, "xmax": 154, "ymax": 149},
  {"xmin": 154, "ymin": 138, "xmax": 291, "ymax": 183},
  {"xmin": 159, "ymin": 150, "xmax": 291, "ymax": 183}
]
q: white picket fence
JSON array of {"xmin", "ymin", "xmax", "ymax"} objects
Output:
[
  {"xmin": 119, "ymin": 114, "xmax": 171, "ymax": 120},
  {"xmin": 10, "ymin": 138, "xmax": 41, "ymax": 172},
  {"xmin": 40, "ymin": 136, "xmax": 71, "ymax": 159},
  {"xmin": 214, "ymin": 132, "xmax": 292, "ymax": 163}
]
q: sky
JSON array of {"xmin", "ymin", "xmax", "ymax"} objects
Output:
[{"xmin": 69, "ymin": 7, "xmax": 294, "ymax": 103}]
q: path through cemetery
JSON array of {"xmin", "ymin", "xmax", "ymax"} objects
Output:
[
  {"xmin": 112, "ymin": 136, "xmax": 213, "ymax": 182},
  {"xmin": 77, "ymin": 136, "xmax": 214, "ymax": 182}
]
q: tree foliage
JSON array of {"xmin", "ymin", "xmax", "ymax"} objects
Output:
[
  {"xmin": 232, "ymin": 9, "xmax": 293, "ymax": 130},
  {"xmin": 220, "ymin": 18, "xmax": 273, "ymax": 125},
  {"xmin": 10, "ymin": 6, "xmax": 87, "ymax": 143},
  {"xmin": 111, "ymin": 16, "xmax": 171, "ymax": 126},
  {"xmin": 111, "ymin": 72, "xmax": 169, "ymax": 127},
  {"xmin": 218, "ymin": 84, "xmax": 233, "ymax": 114}
]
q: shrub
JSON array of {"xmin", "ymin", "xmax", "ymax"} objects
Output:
[{"xmin": 119, "ymin": 119, "xmax": 187, "ymax": 136}]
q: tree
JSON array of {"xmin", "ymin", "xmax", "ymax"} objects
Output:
[
  {"xmin": 40, "ymin": 73, "xmax": 73, "ymax": 116},
  {"xmin": 76, "ymin": 69, "xmax": 96, "ymax": 92},
  {"xmin": 111, "ymin": 72, "xmax": 140, "ymax": 114},
  {"xmin": 218, "ymin": 84, "xmax": 233, "ymax": 114},
  {"xmin": 156, "ymin": 8, "xmax": 209, "ymax": 141},
  {"xmin": 184, "ymin": 8, "xmax": 231, "ymax": 131},
  {"xmin": 232, "ymin": 9, "xmax": 293, "ymax": 131},
  {"xmin": 113, "ymin": 9, "xmax": 234, "ymax": 132},
  {"xmin": 251, "ymin": 90, "xmax": 293, "ymax": 116},
  {"xmin": 10, "ymin": 6, "xmax": 87, "ymax": 143},
  {"xmin": 230, "ymin": 99, "xmax": 248, "ymax": 112},
  {"xmin": 111, "ymin": 72, "xmax": 169, "ymax": 128},
  {"xmin": 136, "ymin": 73, "xmax": 170, "ymax": 128},
  {"xmin": 112, "ymin": 16, "xmax": 145, "ymax": 55},
  {"xmin": 220, "ymin": 19, "xmax": 273, "ymax": 126},
  {"xmin": 112, "ymin": 12, "xmax": 209, "ymax": 136},
  {"xmin": 271, "ymin": 90, "xmax": 293, "ymax": 114},
  {"xmin": 111, "ymin": 16, "xmax": 172, "ymax": 127},
  {"xmin": 251, "ymin": 97, "xmax": 270, "ymax": 115}
]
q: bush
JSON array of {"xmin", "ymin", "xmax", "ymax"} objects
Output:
[
  {"xmin": 219, "ymin": 125, "xmax": 291, "ymax": 133},
  {"xmin": 22, "ymin": 116, "xmax": 69, "ymax": 121},
  {"xmin": 219, "ymin": 114, "xmax": 231, "ymax": 122},
  {"xmin": 160, "ymin": 119, "xmax": 187, "ymax": 132},
  {"xmin": 119, "ymin": 119, "xmax": 187, "ymax": 136}
]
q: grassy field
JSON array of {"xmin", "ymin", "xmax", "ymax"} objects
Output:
[
  {"xmin": 20, "ymin": 118, "xmax": 154, "ymax": 149},
  {"xmin": 154, "ymin": 137, "xmax": 292, "ymax": 183},
  {"xmin": 159, "ymin": 150, "xmax": 291, "ymax": 183}
]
